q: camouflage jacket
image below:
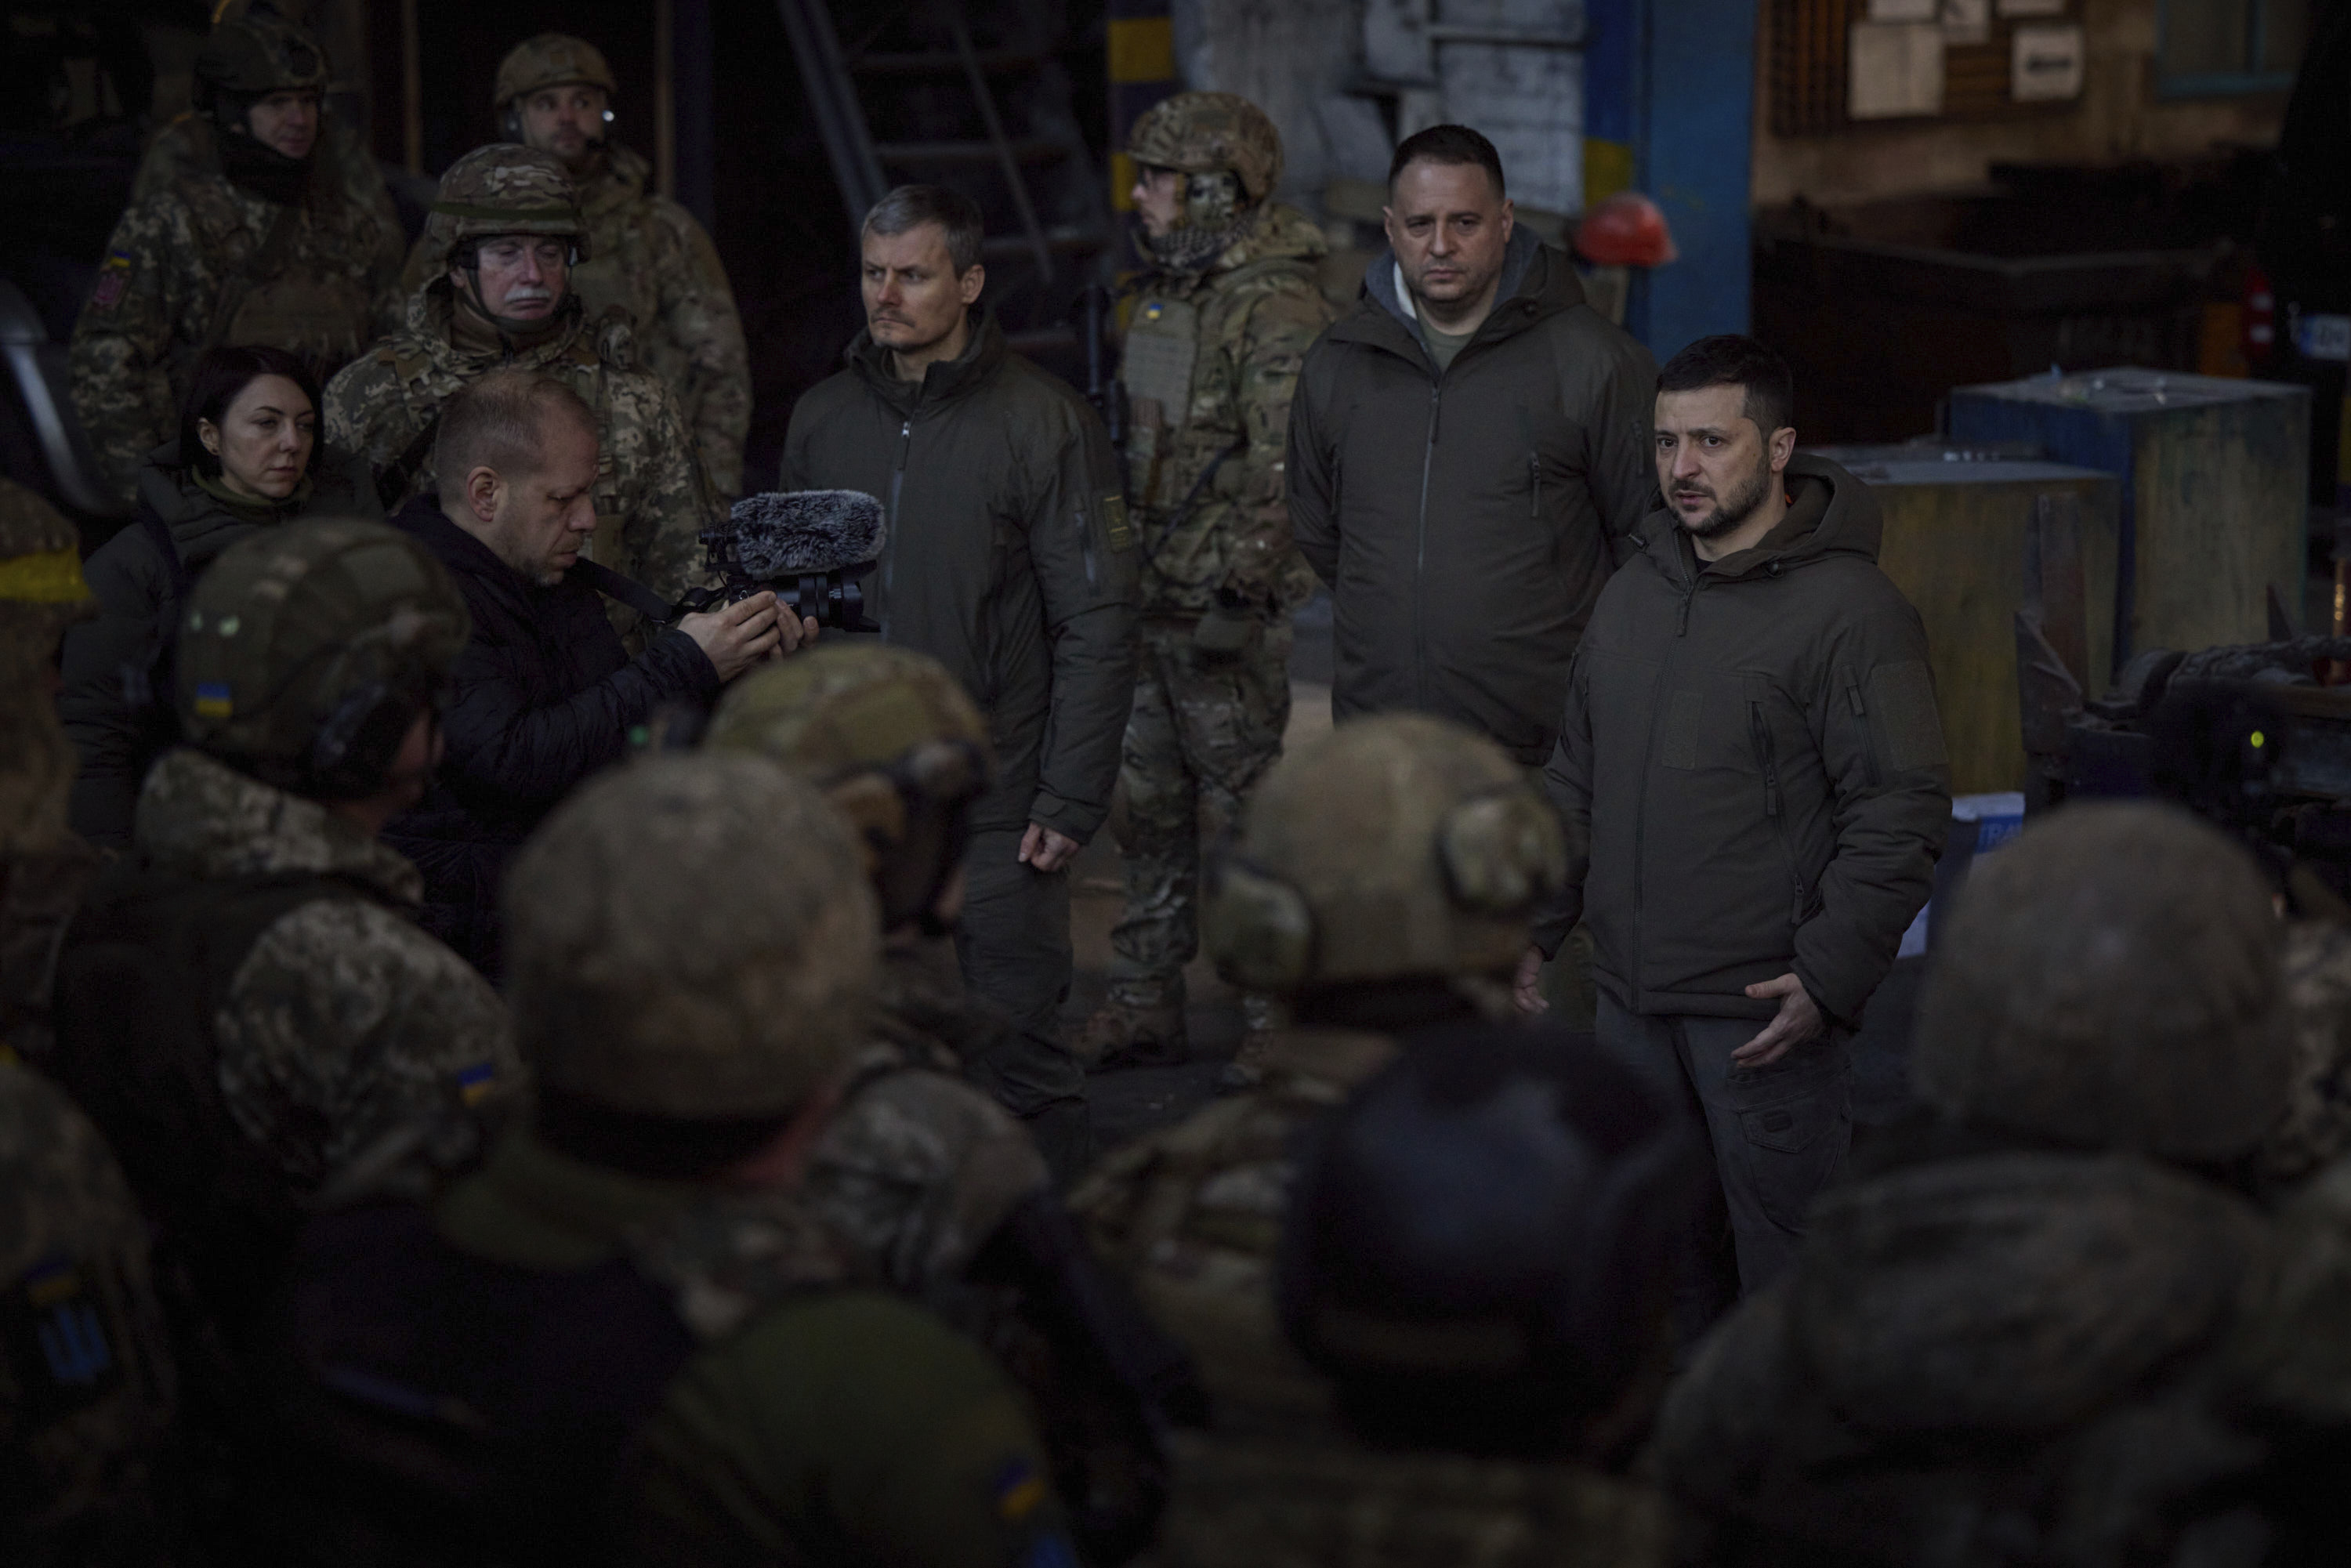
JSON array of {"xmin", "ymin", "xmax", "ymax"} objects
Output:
[
  {"xmin": 130, "ymin": 109, "xmax": 400, "ymax": 253},
  {"xmin": 1119, "ymin": 201, "xmax": 1335, "ymax": 616},
  {"xmin": 132, "ymin": 748, "xmax": 522, "ymax": 1187},
  {"xmin": 397, "ymin": 143, "xmax": 751, "ymax": 497},
  {"xmin": 2262, "ymin": 918, "xmax": 2351, "ymax": 1183},
  {"xmin": 0, "ymin": 1059, "xmax": 179, "ymax": 1563},
  {"xmin": 67, "ymin": 118, "xmax": 406, "ymax": 505},
  {"xmin": 1068, "ymin": 1023, "xmax": 1400, "ymax": 1436},
  {"xmin": 0, "ymin": 840, "xmax": 96, "ymax": 1069},
  {"xmin": 322, "ymin": 283, "xmax": 717, "ymax": 610},
  {"xmin": 1144, "ymin": 1431, "xmax": 1665, "ymax": 1568},
  {"xmin": 806, "ymin": 940, "xmax": 1049, "ymax": 1294}
]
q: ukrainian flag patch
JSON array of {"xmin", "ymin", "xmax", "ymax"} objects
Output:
[
  {"xmin": 993, "ymin": 1458, "xmax": 1047, "ymax": 1523},
  {"xmin": 193, "ymin": 681, "xmax": 233, "ymax": 719},
  {"xmin": 456, "ymin": 1062, "xmax": 498, "ymax": 1106}
]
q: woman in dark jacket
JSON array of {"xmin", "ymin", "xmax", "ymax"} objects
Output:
[{"xmin": 60, "ymin": 344, "xmax": 382, "ymax": 846}]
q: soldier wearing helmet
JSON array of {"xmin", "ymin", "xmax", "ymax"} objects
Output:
[
  {"xmin": 273, "ymin": 755, "xmax": 1082, "ymax": 1567},
  {"xmin": 386, "ymin": 34, "xmax": 752, "ymax": 495},
  {"xmin": 49, "ymin": 520, "xmax": 520, "ymax": 1367},
  {"xmin": 0, "ymin": 476, "xmax": 182, "ymax": 1563},
  {"xmin": 68, "ymin": 5, "xmax": 405, "ymax": 505},
  {"xmin": 324, "ymin": 143, "xmax": 719, "ymax": 642},
  {"xmin": 1141, "ymin": 1023, "xmax": 1701, "ymax": 1567},
  {"xmin": 706, "ymin": 646, "xmax": 1210, "ymax": 1561},
  {"xmin": 1079, "ymin": 92, "xmax": 1336, "ymax": 1078},
  {"xmin": 1657, "ymin": 802, "xmax": 2351, "ymax": 1565},
  {"xmin": 1070, "ymin": 713, "xmax": 1567, "ymax": 1435}
]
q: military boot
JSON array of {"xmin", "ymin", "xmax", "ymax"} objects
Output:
[{"xmin": 1078, "ymin": 976, "xmax": 1189, "ymax": 1068}]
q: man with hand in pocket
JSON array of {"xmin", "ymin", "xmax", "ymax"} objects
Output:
[{"xmin": 1516, "ymin": 335, "xmax": 1948, "ymax": 1325}]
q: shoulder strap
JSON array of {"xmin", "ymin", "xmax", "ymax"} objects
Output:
[{"xmin": 569, "ymin": 557, "xmax": 679, "ymax": 626}]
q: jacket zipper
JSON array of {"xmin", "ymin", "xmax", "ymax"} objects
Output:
[
  {"xmin": 1843, "ymin": 668, "xmax": 1882, "ymax": 788},
  {"xmin": 1750, "ymin": 700, "xmax": 1809, "ymax": 930},
  {"xmin": 883, "ymin": 417, "xmax": 913, "ymax": 636},
  {"xmin": 1529, "ymin": 452, "xmax": 1541, "ymax": 520},
  {"xmin": 1413, "ymin": 382, "xmax": 1441, "ymax": 705},
  {"xmin": 1631, "ymin": 566, "xmax": 1704, "ymax": 995}
]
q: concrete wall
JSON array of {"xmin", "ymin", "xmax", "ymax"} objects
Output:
[
  {"xmin": 1170, "ymin": 0, "xmax": 1393, "ymax": 212},
  {"xmin": 1752, "ymin": 0, "xmax": 2288, "ymax": 207}
]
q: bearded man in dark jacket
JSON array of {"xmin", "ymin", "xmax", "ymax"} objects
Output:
[
  {"xmin": 1285, "ymin": 123, "xmax": 1657, "ymax": 767},
  {"xmin": 1520, "ymin": 335, "xmax": 1949, "ymax": 1324},
  {"xmin": 783, "ymin": 184, "xmax": 1139, "ymax": 1186},
  {"xmin": 386, "ymin": 369, "xmax": 789, "ymax": 975}
]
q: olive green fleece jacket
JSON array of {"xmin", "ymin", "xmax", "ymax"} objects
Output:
[
  {"xmin": 1286, "ymin": 228, "xmax": 1658, "ymax": 766},
  {"xmin": 433, "ymin": 1128, "xmax": 1072, "ymax": 1566},
  {"xmin": 1533, "ymin": 454, "xmax": 1950, "ymax": 1027},
  {"xmin": 784, "ymin": 313, "xmax": 1140, "ymax": 842}
]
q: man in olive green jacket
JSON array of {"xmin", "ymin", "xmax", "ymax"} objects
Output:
[
  {"xmin": 1522, "ymin": 335, "xmax": 1948, "ymax": 1320},
  {"xmin": 784, "ymin": 185, "xmax": 1139, "ymax": 1183}
]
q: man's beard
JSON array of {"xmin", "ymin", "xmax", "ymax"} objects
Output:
[{"xmin": 1678, "ymin": 458, "xmax": 1774, "ymax": 541}]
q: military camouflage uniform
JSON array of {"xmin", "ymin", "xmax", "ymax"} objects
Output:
[
  {"xmin": 1101, "ymin": 158, "xmax": 1335, "ymax": 1049},
  {"xmin": 806, "ymin": 940, "xmax": 1049, "ymax": 1294},
  {"xmin": 0, "ymin": 1061, "xmax": 181, "ymax": 1567},
  {"xmin": 2262, "ymin": 917, "xmax": 2351, "ymax": 1183},
  {"xmin": 68, "ymin": 129, "xmax": 404, "ymax": 505},
  {"xmin": 394, "ymin": 141, "xmax": 750, "ymax": 497},
  {"xmin": 326, "ymin": 285, "xmax": 713, "ymax": 618},
  {"xmin": 130, "ymin": 747, "xmax": 520, "ymax": 1186},
  {"xmin": 131, "ymin": 108, "xmax": 400, "ymax": 278}
]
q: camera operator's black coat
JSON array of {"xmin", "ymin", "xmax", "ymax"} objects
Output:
[{"xmin": 385, "ymin": 496, "xmax": 719, "ymax": 976}]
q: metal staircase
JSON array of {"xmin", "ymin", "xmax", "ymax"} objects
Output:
[{"xmin": 777, "ymin": 0, "xmax": 1113, "ymax": 354}]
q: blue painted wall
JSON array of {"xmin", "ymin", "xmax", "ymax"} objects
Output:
[{"xmin": 1586, "ymin": 0, "xmax": 1757, "ymax": 358}]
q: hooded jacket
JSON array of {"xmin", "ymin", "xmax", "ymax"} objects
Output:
[
  {"xmin": 782, "ymin": 313, "xmax": 1139, "ymax": 842},
  {"xmin": 1534, "ymin": 454, "xmax": 1949, "ymax": 1027},
  {"xmin": 383, "ymin": 497, "xmax": 718, "ymax": 976},
  {"xmin": 60, "ymin": 440, "xmax": 381, "ymax": 847},
  {"xmin": 1285, "ymin": 227, "xmax": 1657, "ymax": 764}
]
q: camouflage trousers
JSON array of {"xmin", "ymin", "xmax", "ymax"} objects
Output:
[{"xmin": 1108, "ymin": 617, "xmax": 1291, "ymax": 1006}]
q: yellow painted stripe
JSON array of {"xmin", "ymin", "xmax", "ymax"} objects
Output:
[
  {"xmin": 0, "ymin": 545, "xmax": 91, "ymax": 605},
  {"xmin": 1110, "ymin": 150, "xmax": 1137, "ymax": 212},
  {"xmin": 1108, "ymin": 16, "xmax": 1176, "ymax": 82},
  {"xmin": 1582, "ymin": 139, "xmax": 1635, "ymax": 206}
]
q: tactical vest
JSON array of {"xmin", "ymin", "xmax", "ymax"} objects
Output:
[
  {"xmin": 50, "ymin": 862, "xmax": 390, "ymax": 1328},
  {"xmin": 265, "ymin": 1200, "xmax": 700, "ymax": 1568},
  {"xmin": 201, "ymin": 196, "xmax": 375, "ymax": 380}
]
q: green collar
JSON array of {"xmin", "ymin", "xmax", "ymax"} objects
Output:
[
  {"xmin": 194, "ymin": 467, "xmax": 311, "ymax": 524},
  {"xmin": 435, "ymin": 1124, "xmax": 703, "ymax": 1271}
]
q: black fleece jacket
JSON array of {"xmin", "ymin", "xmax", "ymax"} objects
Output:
[{"xmin": 384, "ymin": 496, "xmax": 718, "ymax": 974}]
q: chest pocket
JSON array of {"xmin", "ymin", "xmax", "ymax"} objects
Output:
[{"xmin": 1120, "ymin": 296, "xmax": 1200, "ymax": 511}]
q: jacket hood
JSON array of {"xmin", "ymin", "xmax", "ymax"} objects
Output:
[
  {"xmin": 1789, "ymin": 1151, "xmax": 2266, "ymax": 1436},
  {"xmin": 133, "ymin": 747, "xmax": 424, "ymax": 904},
  {"xmin": 402, "ymin": 278, "xmax": 592, "ymax": 376},
  {"xmin": 845, "ymin": 309, "xmax": 1010, "ymax": 417},
  {"xmin": 137, "ymin": 440, "xmax": 307, "ymax": 544},
  {"xmin": 1640, "ymin": 452, "xmax": 1882, "ymax": 582},
  {"xmin": 576, "ymin": 142, "xmax": 650, "ymax": 218},
  {"xmin": 1339, "ymin": 227, "xmax": 1582, "ymax": 368}
]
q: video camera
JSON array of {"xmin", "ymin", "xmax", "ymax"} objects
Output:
[
  {"xmin": 676, "ymin": 489, "xmax": 887, "ymax": 633},
  {"xmin": 2044, "ymin": 634, "xmax": 2351, "ymax": 909}
]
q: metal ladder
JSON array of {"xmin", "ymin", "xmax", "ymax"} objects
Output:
[{"xmin": 776, "ymin": 0, "xmax": 1111, "ymax": 346}]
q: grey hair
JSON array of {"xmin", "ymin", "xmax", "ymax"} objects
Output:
[{"xmin": 862, "ymin": 183, "xmax": 986, "ymax": 275}]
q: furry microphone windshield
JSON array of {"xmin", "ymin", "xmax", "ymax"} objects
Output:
[{"xmin": 719, "ymin": 490, "xmax": 887, "ymax": 576}]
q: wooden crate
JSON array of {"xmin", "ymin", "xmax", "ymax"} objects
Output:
[
  {"xmin": 1816, "ymin": 447, "xmax": 2119, "ymax": 793},
  {"xmin": 1947, "ymin": 369, "xmax": 2311, "ymax": 666}
]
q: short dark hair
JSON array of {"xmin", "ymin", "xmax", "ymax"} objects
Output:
[
  {"xmin": 862, "ymin": 183, "xmax": 986, "ymax": 274},
  {"xmin": 1387, "ymin": 124, "xmax": 1506, "ymax": 197},
  {"xmin": 178, "ymin": 345, "xmax": 321, "ymax": 477},
  {"xmin": 1656, "ymin": 335, "xmax": 1795, "ymax": 439},
  {"xmin": 433, "ymin": 368, "xmax": 598, "ymax": 490}
]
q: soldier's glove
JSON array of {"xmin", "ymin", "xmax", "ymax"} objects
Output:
[{"xmin": 1193, "ymin": 591, "xmax": 1262, "ymax": 662}]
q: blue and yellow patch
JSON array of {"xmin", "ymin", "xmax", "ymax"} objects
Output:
[
  {"xmin": 193, "ymin": 681, "xmax": 234, "ymax": 719},
  {"xmin": 1140, "ymin": 301, "xmax": 1165, "ymax": 323},
  {"xmin": 993, "ymin": 1458, "xmax": 1047, "ymax": 1523},
  {"xmin": 90, "ymin": 251, "xmax": 132, "ymax": 313},
  {"xmin": 455, "ymin": 1061, "xmax": 499, "ymax": 1106}
]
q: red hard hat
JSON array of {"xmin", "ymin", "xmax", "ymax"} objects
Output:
[{"xmin": 1574, "ymin": 193, "xmax": 1678, "ymax": 268}]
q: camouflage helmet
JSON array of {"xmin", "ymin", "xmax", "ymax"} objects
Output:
[
  {"xmin": 1914, "ymin": 801, "xmax": 2293, "ymax": 1163},
  {"xmin": 176, "ymin": 519, "xmax": 469, "ymax": 797},
  {"xmin": 1127, "ymin": 92, "xmax": 1283, "ymax": 204},
  {"xmin": 505, "ymin": 755, "xmax": 882, "ymax": 1121},
  {"xmin": 705, "ymin": 644, "xmax": 994, "ymax": 929},
  {"xmin": 195, "ymin": 9, "xmax": 329, "ymax": 98},
  {"xmin": 494, "ymin": 33, "xmax": 618, "ymax": 110},
  {"xmin": 1204, "ymin": 713, "xmax": 1566, "ymax": 996},
  {"xmin": 422, "ymin": 143, "xmax": 584, "ymax": 275},
  {"xmin": 0, "ymin": 479, "xmax": 96, "ymax": 855}
]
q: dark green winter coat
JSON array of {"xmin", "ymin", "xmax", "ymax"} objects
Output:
[
  {"xmin": 782, "ymin": 313, "xmax": 1139, "ymax": 842},
  {"xmin": 1286, "ymin": 228, "xmax": 1657, "ymax": 766},
  {"xmin": 1534, "ymin": 454, "xmax": 1949, "ymax": 1027}
]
